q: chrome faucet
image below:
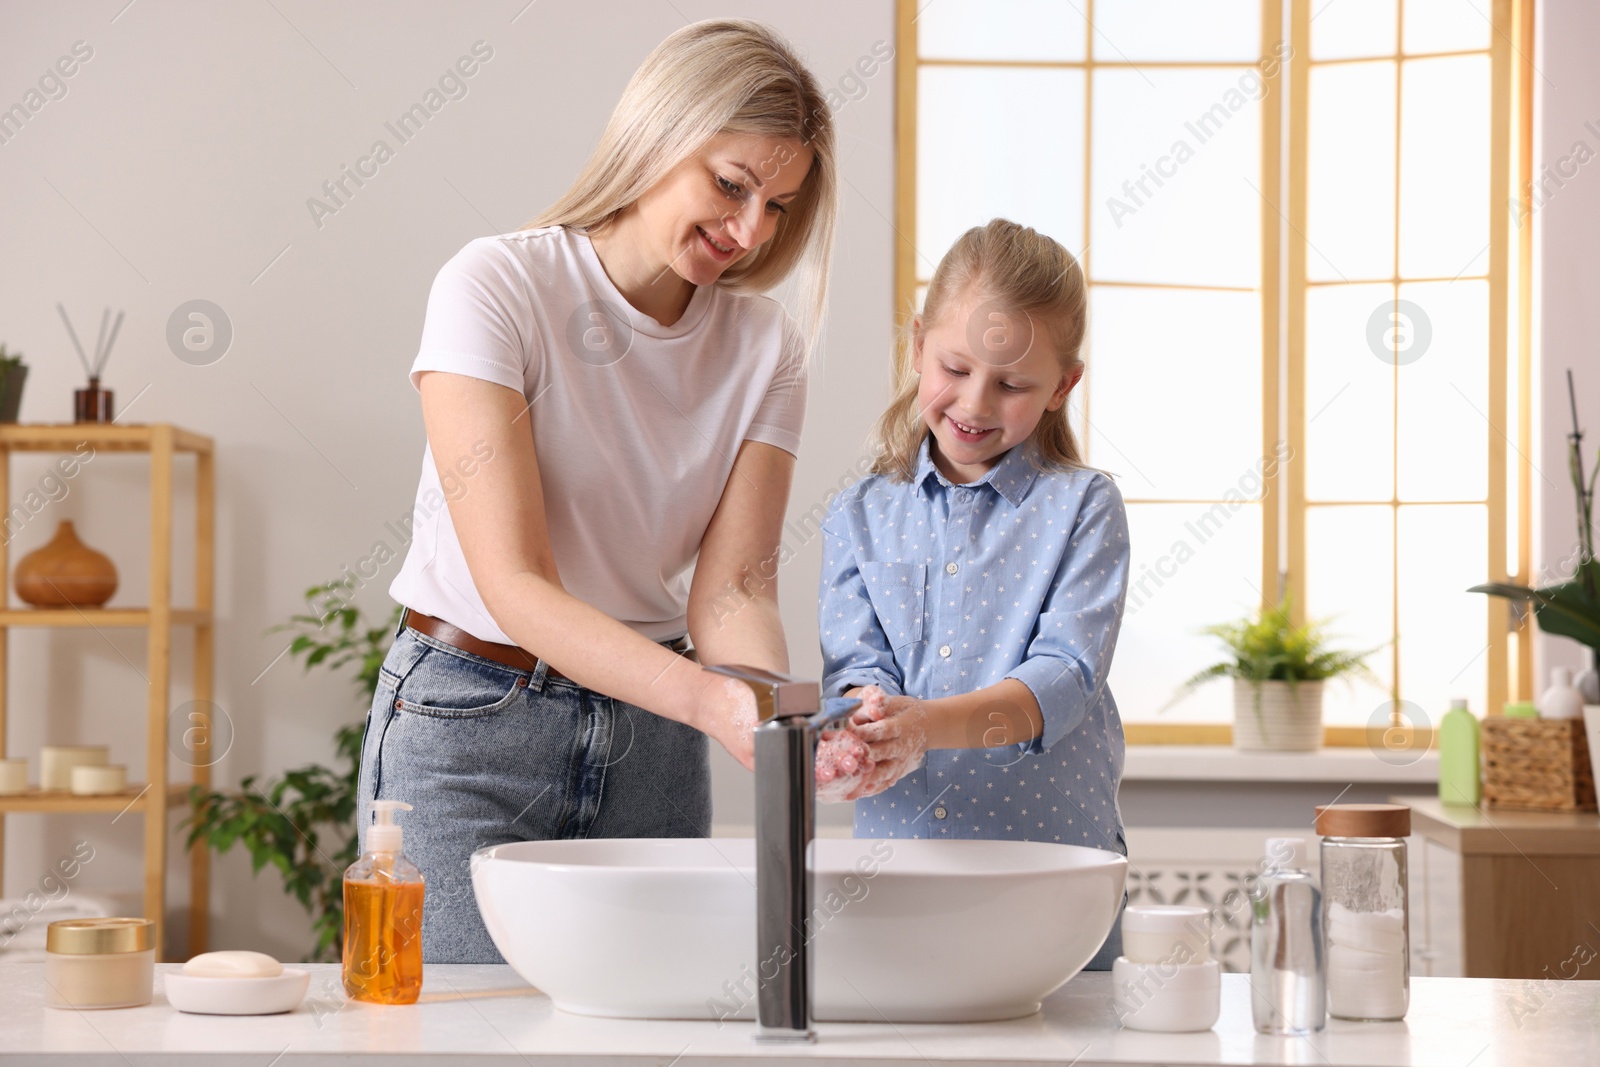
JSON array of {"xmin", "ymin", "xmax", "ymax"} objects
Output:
[{"xmin": 705, "ymin": 664, "xmax": 859, "ymax": 1042}]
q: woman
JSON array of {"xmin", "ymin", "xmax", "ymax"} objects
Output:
[{"xmin": 356, "ymin": 19, "xmax": 838, "ymax": 964}]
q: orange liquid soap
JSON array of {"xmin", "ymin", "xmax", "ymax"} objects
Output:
[{"xmin": 343, "ymin": 800, "xmax": 425, "ymax": 1005}]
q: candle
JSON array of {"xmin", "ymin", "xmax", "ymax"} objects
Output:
[
  {"xmin": 70, "ymin": 764, "xmax": 126, "ymax": 795},
  {"xmin": 0, "ymin": 758, "xmax": 27, "ymax": 794},
  {"xmin": 40, "ymin": 746, "xmax": 108, "ymax": 791}
]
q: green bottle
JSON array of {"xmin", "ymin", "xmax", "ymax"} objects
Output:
[{"xmin": 1437, "ymin": 697, "xmax": 1480, "ymax": 806}]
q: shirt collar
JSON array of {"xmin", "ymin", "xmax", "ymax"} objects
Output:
[{"xmin": 913, "ymin": 434, "xmax": 1042, "ymax": 507}]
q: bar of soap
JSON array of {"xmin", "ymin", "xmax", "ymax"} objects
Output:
[{"xmin": 181, "ymin": 951, "xmax": 283, "ymax": 978}]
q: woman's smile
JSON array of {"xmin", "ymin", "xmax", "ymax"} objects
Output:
[{"xmin": 696, "ymin": 225, "xmax": 739, "ymax": 261}]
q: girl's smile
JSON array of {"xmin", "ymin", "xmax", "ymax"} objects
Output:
[
  {"xmin": 946, "ymin": 415, "xmax": 996, "ymax": 442},
  {"xmin": 913, "ymin": 291, "xmax": 1079, "ymax": 484}
]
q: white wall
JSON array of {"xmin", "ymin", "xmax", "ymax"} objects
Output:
[
  {"xmin": 1536, "ymin": 0, "xmax": 1600, "ymax": 685},
  {"xmin": 0, "ymin": 0, "xmax": 895, "ymax": 959}
]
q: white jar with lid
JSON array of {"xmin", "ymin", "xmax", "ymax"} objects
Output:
[
  {"xmin": 1112, "ymin": 904, "xmax": 1221, "ymax": 1032},
  {"xmin": 44, "ymin": 917, "xmax": 154, "ymax": 1009}
]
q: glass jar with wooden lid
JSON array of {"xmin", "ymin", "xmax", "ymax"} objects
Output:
[{"xmin": 1314, "ymin": 803, "xmax": 1411, "ymax": 1022}]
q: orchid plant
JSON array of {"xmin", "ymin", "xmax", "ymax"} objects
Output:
[{"xmin": 1470, "ymin": 370, "xmax": 1600, "ymax": 665}]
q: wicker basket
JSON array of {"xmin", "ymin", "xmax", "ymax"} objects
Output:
[{"xmin": 1481, "ymin": 717, "xmax": 1598, "ymax": 812}]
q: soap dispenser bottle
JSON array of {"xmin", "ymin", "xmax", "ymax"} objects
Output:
[
  {"xmin": 1437, "ymin": 697, "xmax": 1481, "ymax": 806},
  {"xmin": 1249, "ymin": 837, "xmax": 1325, "ymax": 1035},
  {"xmin": 343, "ymin": 800, "xmax": 425, "ymax": 1004}
]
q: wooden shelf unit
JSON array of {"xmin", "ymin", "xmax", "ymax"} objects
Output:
[
  {"xmin": 0, "ymin": 423, "xmax": 214, "ymax": 961},
  {"xmin": 0, "ymin": 783, "xmax": 191, "ymax": 815}
]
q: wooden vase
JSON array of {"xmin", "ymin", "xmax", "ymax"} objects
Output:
[{"xmin": 15, "ymin": 520, "xmax": 118, "ymax": 608}]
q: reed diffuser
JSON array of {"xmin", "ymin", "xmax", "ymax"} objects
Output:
[{"xmin": 56, "ymin": 303, "xmax": 120, "ymax": 423}]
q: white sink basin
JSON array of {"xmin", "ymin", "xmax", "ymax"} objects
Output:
[{"xmin": 471, "ymin": 836, "xmax": 1127, "ymax": 1023}]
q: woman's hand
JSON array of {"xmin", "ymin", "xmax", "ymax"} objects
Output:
[
  {"xmin": 840, "ymin": 687, "xmax": 929, "ymax": 800},
  {"xmin": 694, "ymin": 671, "xmax": 760, "ymax": 771}
]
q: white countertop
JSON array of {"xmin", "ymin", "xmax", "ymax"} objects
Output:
[
  {"xmin": 1122, "ymin": 745, "xmax": 1438, "ymax": 783},
  {"xmin": 2, "ymin": 962, "xmax": 1592, "ymax": 1064}
]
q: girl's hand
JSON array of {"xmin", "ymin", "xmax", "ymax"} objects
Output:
[
  {"xmin": 695, "ymin": 672, "xmax": 760, "ymax": 771},
  {"xmin": 842, "ymin": 685, "xmax": 888, "ymax": 721},
  {"xmin": 845, "ymin": 693, "xmax": 930, "ymax": 799},
  {"xmin": 814, "ymin": 727, "xmax": 873, "ymax": 803}
]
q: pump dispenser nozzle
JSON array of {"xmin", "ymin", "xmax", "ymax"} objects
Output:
[{"xmin": 368, "ymin": 800, "xmax": 412, "ymax": 854}]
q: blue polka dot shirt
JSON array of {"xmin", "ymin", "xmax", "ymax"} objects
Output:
[{"xmin": 819, "ymin": 435, "xmax": 1130, "ymax": 852}]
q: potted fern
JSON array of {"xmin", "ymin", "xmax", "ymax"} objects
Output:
[
  {"xmin": 183, "ymin": 586, "xmax": 400, "ymax": 961},
  {"xmin": 1171, "ymin": 591, "xmax": 1382, "ymax": 751}
]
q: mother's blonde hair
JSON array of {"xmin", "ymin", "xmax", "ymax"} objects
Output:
[
  {"xmin": 871, "ymin": 218, "xmax": 1089, "ymax": 481},
  {"xmin": 523, "ymin": 19, "xmax": 838, "ymax": 360}
]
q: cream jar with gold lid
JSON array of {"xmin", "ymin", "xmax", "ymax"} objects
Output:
[{"xmin": 44, "ymin": 917, "xmax": 154, "ymax": 1009}]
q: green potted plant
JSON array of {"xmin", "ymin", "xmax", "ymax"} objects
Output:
[
  {"xmin": 1470, "ymin": 369, "xmax": 1600, "ymax": 701},
  {"xmin": 182, "ymin": 586, "xmax": 400, "ymax": 961},
  {"xmin": 1168, "ymin": 590, "xmax": 1383, "ymax": 751},
  {"xmin": 0, "ymin": 344, "xmax": 29, "ymax": 423}
]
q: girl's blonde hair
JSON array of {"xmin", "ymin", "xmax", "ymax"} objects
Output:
[
  {"xmin": 870, "ymin": 218, "xmax": 1089, "ymax": 481},
  {"xmin": 522, "ymin": 19, "xmax": 838, "ymax": 360}
]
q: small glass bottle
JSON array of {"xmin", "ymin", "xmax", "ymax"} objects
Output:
[
  {"xmin": 1315, "ymin": 803, "xmax": 1411, "ymax": 1021},
  {"xmin": 344, "ymin": 800, "xmax": 425, "ymax": 1004},
  {"xmin": 1250, "ymin": 836, "xmax": 1325, "ymax": 1035}
]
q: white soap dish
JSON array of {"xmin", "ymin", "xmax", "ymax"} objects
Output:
[{"xmin": 164, "ymin": 969, "xmax": 310, "ymax": 1015}]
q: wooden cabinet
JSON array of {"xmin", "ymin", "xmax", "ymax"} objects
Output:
[
  {"xmin": 0, "ymin": 424, "xmax": 214, "ymax": 961},
  {"xmin": 1398, "ymin": 795, "xmax": 1600, "ymax": 979}
]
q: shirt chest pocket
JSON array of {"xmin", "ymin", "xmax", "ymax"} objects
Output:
[{"xmin": 857, "ymin": 562, "xmax": 927, "ymax": 651}]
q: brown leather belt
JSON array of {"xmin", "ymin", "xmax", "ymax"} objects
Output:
[{"xmin": 400, "ymin": 607, "xmax": 691, "ymax": 683}]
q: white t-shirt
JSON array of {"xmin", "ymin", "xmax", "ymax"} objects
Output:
[{"xmin": 389, "ymin": 225, "xmax": 808, "ymax": 644}]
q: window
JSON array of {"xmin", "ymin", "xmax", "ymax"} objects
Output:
[{"xmin": 894, "ymin": 0, "xmax": 1532, "ymax": 742}]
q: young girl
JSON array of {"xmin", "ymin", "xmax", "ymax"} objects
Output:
[{"xmin": 816, "ymin": 217, "xmax": 1130, "ymax": 967}]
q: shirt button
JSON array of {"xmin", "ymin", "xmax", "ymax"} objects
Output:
[
  {"xmin": 945, "ymin": 562, "xmax": 959, "ymax": 575},
  {"xmin": 934, "ymin": 806, "xmax": 948, "ymax": 820},
  {"xmin": 939, "ymin": 645, "xmax": 952, "ymax": 658}
]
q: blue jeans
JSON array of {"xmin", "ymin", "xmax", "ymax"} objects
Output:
[{"xmin": 355, "ymin": 617, "xmax": 711, "ymax": 964}]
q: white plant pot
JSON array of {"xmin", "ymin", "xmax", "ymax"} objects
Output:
[{"xmin": 1232, "ymin": 679, "xmax": 1324, "ymax": 752}]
